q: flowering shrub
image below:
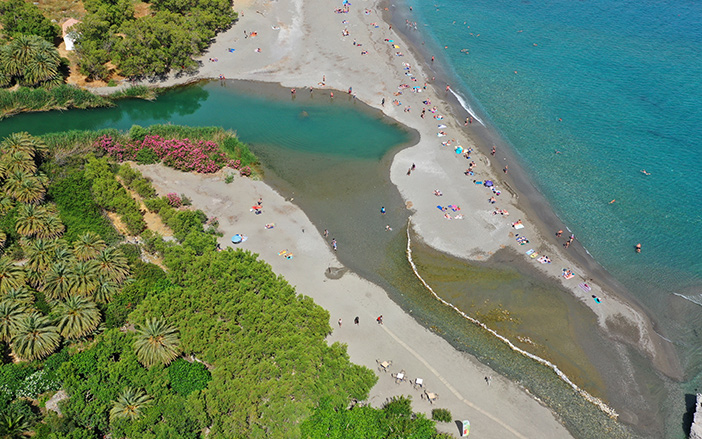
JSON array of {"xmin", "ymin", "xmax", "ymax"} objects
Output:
[
  {"xmin": 97, "ymin": 135, "xmax": 237, "ymax": 174},
  {"xmin": 16, "ymin": 369, "xmax": 61, "ymax": 399},
  {"xmin": 231, "ymin": 159, "xmax": 241, "ymax": 169},
  {"xmin": 166, "ymin": 193, "xmax": 182, "ymax": 208},
  {"xmin": 239, "ymin": 166, "xmax": 252, "ymax": 177}
]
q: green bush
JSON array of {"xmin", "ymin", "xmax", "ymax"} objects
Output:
[
  {"xmin": 117, "ymin": 164, "xmax": 139, "ymax": 185},
  {"xmin": 135, "ymin": 147, "xmax": 159, "ymax": 165},
  {"xmin": 129, "ymin": 125, "xmax": 149, "ymax": 141},
  {"xmin": 48, "ymin": 170, "xmax": 120, "ymax": 243},
  {"xmin": 431, "ymin": 408, "xmax": 452, "ymax": 423},
  {"xmin": 107, "ymin": 79, "xmax": 117, "ymax": 87},
  {"xmin": 168, "ymin": 359, "xmax": 212, "ymax": 396},
  {"xmin": 131, "ymin": 178, "xmax": 157, "ymax": 199},
  {"xmin": 224, "ymin": 173, "xmax": 234, "ymax": 184}
]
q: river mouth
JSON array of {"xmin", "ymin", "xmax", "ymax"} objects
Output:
[{"xmin": 0, "ymin": 79, "xmax": 647, "ymax": 437}]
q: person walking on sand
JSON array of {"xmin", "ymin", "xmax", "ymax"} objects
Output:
[
  {"xmin": 411, "ymin": 163, "xmax": 416, "ymax": 171},
  {"xmin": 491, "ymin": 146, "xmax": 496, "ymax": 156},
  {"xmin": 354, "ymin": 316, "xmax": 359, "ymax": 325},
  {"xmin": 504, "ymin": 164, "xmax": 509, "ymax": 174},
  {"xmin": 377, "ymin": 315, "xmax": 383, "ymax": 325},
  {"xmin": 331, "ymin": 238, "xmax": 337, "ymax": 251},
  {"xmin": 556, "ymin": 229, "xmax": 563, "ymax": 237},
  {"xmin": 338, "ymin": 318, "xmax": 342, "ymax": 327}
]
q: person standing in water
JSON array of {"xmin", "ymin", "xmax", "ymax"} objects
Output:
[
  {"xmin": 635, "ymin": 243, "xmax": 642, "ymax": 253},
  {"xmin": 381, "ymin": 206, "xmax": 386, "ymax": 215}
]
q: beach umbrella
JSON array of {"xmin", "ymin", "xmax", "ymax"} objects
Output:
[
  {"xmin": 455, "ymin": 146, "xmax": 463, "ymax": 154},
  {"xmin": 231, "ymin": 234, "xmax": 243, "ymax": 244},
  {"xmin": 485, "ymin": 180, "xmax": 493, "ymax": 187}
]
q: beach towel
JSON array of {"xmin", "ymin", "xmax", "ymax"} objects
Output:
[
  {"xmin": 579, "ymin": 283, "xmax": 592, "ymax": 292},
  {"xmin": 563, "ymin": 272, "xmax": 575, "ymax": 280},
  {"xmin": 514, "ymin": 224, "xmax": 525, "ymax": 230},
  {"xmin": 525, "ymin": 249, "xmax": 535, "ymax": 256},
  {"xmin": 530, "ymin": 252, "xmax": 539, "ymax": 259},
  {"xmin": 437, "ymin": 205, "xmax": 443, "ymax": 211}
]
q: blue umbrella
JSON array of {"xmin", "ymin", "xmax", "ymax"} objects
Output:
[
  {"xmin": 231, "ymin": 234, "xmax": 243, "ymax": 244},
  {"xmin": 484, "ymin": 180, "xmax": 494, "ymax": 187}
]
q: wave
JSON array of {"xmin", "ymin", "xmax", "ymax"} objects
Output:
[
  {"xmin": 405, "ymin": 217, "xmax": 619, "ymax": 419},
  {"xmin": 673, "ymin": 292, "xmax": 702, "ymax": 308},
  {"xmin": 449, "ymin": 89, "xmax": 485, "ymax": 126}
]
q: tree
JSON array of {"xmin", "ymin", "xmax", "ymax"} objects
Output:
[
  {"xmin": 0, "ymin": 301, "xmax": 26, "ymax": 343},
  {"xmin": 2, "ymin": 287, "xmax": 34, "ymax": 306},
  {"xmin": 23, "ymin": 237, "xmax": 57, "ymax": 272},
  {"xmin": 0, "ymin": 35, "xmax": 62, "ymax": 87},
  {"xmin": 68, "ymin": 260, "xmax": 99, "ymax": 296},
  {"xmin": 73, "ymin": 232, "xmax": 107, "ymax": 261},
  {"xmin": 95, "ymin": 247, "xmax": 129, "ymax": 283},
  {"xmin": 109, "ymin": 387, "xmax": 153, "ymax": 421},
  {"xmin": 56, "ymin": 295, "xmax": 101, "ymax": 339},
  {"xmin": 0, "ymin": 256, "xmax": 25, "ymax": 294},
  {"xmin": 133, "ymin": 318, "xmax": 180, "ymax": 367},
  {"xmin": 11, "ymin": 312, "xmax": 60, "ymax": 360},
  {"xmin": 0, "ymin": 132, "xmax": 47, "ymax": 159},
  {"xmin": 1, "ymin": 153, "xmax": 36, "ymax": 176},
  {"xmin": 43, "ymin": 262, "xmax": 72, "ymax": 301},
  {"xmin": 15, "ymin": 203, "xmax": 47, "ymax": 237},
  {"xmin": 93, "ymin": 276, "xmax": 118, "ymax": 304},
  {"xmin": 0, "ymin": 0, "xmax": 60, "ymax": 43},
  {"xmin": 35, "ymin": 214, "xmax": 64, "ymax": 239}
]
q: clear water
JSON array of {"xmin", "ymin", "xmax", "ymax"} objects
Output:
[
  {"xmin": 400, "ymin": 0, "xmax": 702, "ymax": 436},
  {"xmin": 0, "ymin": 81, "xmax": 407, "ymax": 160}
]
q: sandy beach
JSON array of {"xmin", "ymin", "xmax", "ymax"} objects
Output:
[{"xmin": 88, "ymin": 0, "xmax": 684, "ymax": 434}]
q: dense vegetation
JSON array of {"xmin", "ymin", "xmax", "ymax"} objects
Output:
[
  {"xmin": 0, "ymin": 128, "xmax": 445, "ymax": 438},
  {"xmin": 0, "ymin": 85, "xmax": 112, "ymax": 119},
  {"xmin": 0, "ymin": 0, "xmax": 60, "ymax": 43},
  {"xmin": 75, "ymin": 0, "xmax": 238, "ymax": 79}
]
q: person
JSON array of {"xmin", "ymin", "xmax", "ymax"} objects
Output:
[
  {"xmin": 331, "ymin": 239, "xmax": 337, "ymax": 251},
  {"xmin": 431, "ymin": 55, "xmax": 434, "ymax": 62},
  {"xmin": 609, "ymin": 199, "xmax": 616, "ymax": 204},
  {"xmin": 556, "ymin": 229, "xmax": 563, "ymax": 237},
  {"xmin": 385, "ymin": 224, "xmax": 392, "ymax": 231},
  {"xmin": 411, "ymin": 163, "xmax": 416, "ymax": 171},
  {"xmin": 635, "ymin": 243, "xmax": 642, "ymax": 253},
  {"xmin": 377, "ymin": 315, "xmax": 383, "ymax": 325},
  {"xmin": 641, "ymin": 169, "xmax": 651, "ymax": 176},
  {"xmin": 257, "ymin": 198, "xmax": 263, "ymax": 206},
  {"xmin": 503, "ymin": 164, "xmax": 508, "ymax": 173},
  {"xmin": 381, "ymin": 206, "xmax": 386, "ymax": 215},
  {"xmin": 381, "ymin": 97, "xmax": 385, "ymax": 106},
  {"xmin": 354, "ymin": 316, "xmax": 359, "ymax": 325},
  {"xmin": 323, "ymin": 229, "xmax": 329, "ymax": 237},
  {"xmin": 491, "ymin": 146, "xmax": 496, "ymax": 156},
  {"xmin": 407, "ymin": 168, "xmax": 412, "ymax": 175},
  {"xmin": 338, "ymin": 318, "xmax": 342, "ymax": 326}
]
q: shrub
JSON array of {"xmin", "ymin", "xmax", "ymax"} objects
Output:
[
  {"xmin": 131, "ymin": 178, "xmax": 156, "ymax": 199},
  {"xmin": 224, "ymin": 173, "xmax": 234, "ymax": 184},
  {"xmin": 107, "ymin": 79, "xmax": 117, "ymax": 87},
  {"xmin": 48, "ymin": 170, "xmax": 120, "ymax": 243},
  {"xmin": 168, "ymin": 359, "xmax": 212, "ymax": 396},
  {"xmin": 166, "ymin": 193, "xmax": 182, "ymax": 208},
  {"xmin": 135, "ymin": 147, "xmax": 159, "ymax": 165},
  {"xmin": 180, "ymin": 194, "xmax": 192, "ymax": 206},
  {"xmin": 431, "ymin": 408, "xmax": 452, "ymax": 423},
  {"xmin": 117, "ymin": 164, "xmax": 139, "ymax": 185},
  {"xmin": 16, "ymin": 369, "xmax": 61, "ymax": 399},
  {"xmin": 129, "ymin": 125, "xmax": 149, "ymax": 141},
  {"xmin": 239, "ymin": 166, "xmax": 252, "ymax": 177}
]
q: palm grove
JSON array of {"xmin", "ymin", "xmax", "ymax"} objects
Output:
[{"xmin": 0, "ymin": 129, "xmax": 451, "ymax": 438}]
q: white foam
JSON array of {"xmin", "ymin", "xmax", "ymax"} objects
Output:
[
  {"xmin": 673, "ymin": 292, "xmax": 702, "ymax": 308},
  {"xmin": 405, "ymin": 218, "xmax": 619, "ymax": 419},
  {"xmin": 449, "ymin": 89, "xmax": 485, "ymax": 126}
]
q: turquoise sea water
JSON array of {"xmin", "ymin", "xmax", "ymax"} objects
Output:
[{"xmin": 402, "ymin": 0, "xmax": 702, "ymax": 434}]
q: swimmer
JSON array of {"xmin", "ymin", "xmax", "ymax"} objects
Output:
[
  {"xmin": 385, "ymin": 225, "xmax": 392, "ymax": 231},
  {"xmin": 635, "ymin": 243, "xmax": 642, "ymax": 253},
  {"xmin": 609, "ymin": 199, "xmax": 616, "ymax": 204},
  {"xmin": 641, "ymin": 169, "xmax": 651, "ymax": 176}
]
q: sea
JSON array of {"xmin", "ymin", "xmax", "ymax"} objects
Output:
[{"xmin": 397, "ymin": 0, "xmax": 702, "ymax": 435}]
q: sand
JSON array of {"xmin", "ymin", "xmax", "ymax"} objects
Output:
[
  {"xmin": 136, "ymin": 164, "xmax": 571, "ymax": 438},
  {"xmin": 86, "ymin": 0, "xmax": 683, "ymax": 434}
]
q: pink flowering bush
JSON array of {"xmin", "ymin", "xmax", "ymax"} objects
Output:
[
  {"xmin": 97, "ymin": 135, "xmax": 237, "ymax": 174},
  {"xmin": 239, "ymin": 166, "xmax": 252, "ymax": 177},
  {"xmin": 166, "ymin": 193, "xmax": 182, "ymax": 208}
]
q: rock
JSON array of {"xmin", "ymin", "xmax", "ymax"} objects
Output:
[
  {"xmin": 690, "ymin": 394, "xmax": 702, "ymax": 439},
  {"xmin": 45, "ymin": 390, "xmax": 68, "ymax": 415}
]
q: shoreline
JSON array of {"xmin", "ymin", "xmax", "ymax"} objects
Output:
[{"xmin": 81, "ymin": 0, "xmax": 680, "ymax": 433}]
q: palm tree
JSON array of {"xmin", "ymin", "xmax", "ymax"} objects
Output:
[
  {"xmin": 93, "ymin": 276, "xmax": 118, "ymax": 304},
  {"xmin": 0, "ymin": 132, "xmax": 45, "ymax": 159},
  {"xmin": 10, "ymin": 312, "xmax": 60, "ymax": 361},
  {"xmin": 15, "ymin": 203, "xmax": 47, "ymax": 237},
  {"xmin": 1, "ymin": 35, "xmax": 39, "ymax": 77},
  {"xmin": 95, "ymin": 247, "xmax": 129, "ymax": 283},
  {"xmin": 23, "ymin": 47, "xmax": 60, "ymax": 86},
  {"xmin": 109, "ymin": 387, "xmax": 153, "ymax": 421},
  {"xmin": 2, "ymin": 287, "xmax": 34, "ymax": 306},
  {"xmin": 56, "ymin": 295, "xmax": 101, "ymax": 339},
  {"xmin": 23, "ymin": 238, "xmax": 57, "ymax": 272},
  {"xmin": 0, "ymin": 301, "xmax": 27, "ymax": 343},
  {"xmin": 13, "ymin": 175, "xmax": 45, "ymax": 204},
  {"xmin": 0, "ymin": 410, "xmax": 31, "ymax": 439},
  {"xmin": 1, "ymin": 152, "xmax": 36, "ymax": 175},
  {"xmin": 133, "ymin": 319, "xmax": 180, "ymax": 368},
  {"xmin": 0, "ymin": 196, "xmax": 14, "ymax": 214},
  {"xmin": 0, "ymin": 230, "xmax": 6, "ymax": 249},
  {"xmin": 43, "ymin": 262, "xmax": 71, "ymax": 301},
  {"xmin": 35, "ymin": 214, "xmax": 64, "ymax": 239},
  {"xmin": 73, "ymin": 232, "xmax": 106, "ymax": 261},
  {"xmin": 0, "ymin": 256, "xmax": 25, "ymax": 294},
  {"xmin": 68, "ymin": 260, "xmax": 99, "ymax": 296}
]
